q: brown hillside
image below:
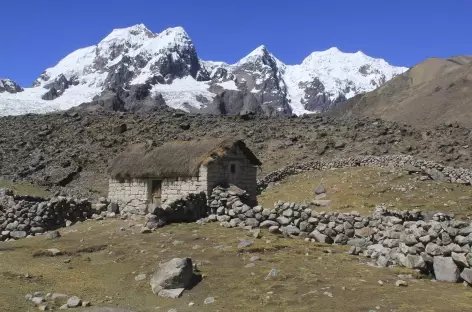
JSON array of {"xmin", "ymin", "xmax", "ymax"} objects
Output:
[{"xmin": 334, "ymin": 55, "xmax": 472, "ymax": 127}]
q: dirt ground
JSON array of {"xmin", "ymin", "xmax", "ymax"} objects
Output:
[
  {"xmin": 2, "ymin": 218, "xmax": 472, "ymax": 312},
  {"xmin": 258, "ymin": 166, "xmax": 472, "ymax": 218}
]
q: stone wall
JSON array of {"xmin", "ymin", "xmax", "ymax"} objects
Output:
[
  {"xmin": 0, "ymin": 189, "xmax": 94, "ymax": 241},
  {"xmin": 201, "ymin": 185, "xmax": 472, "ymax": 284},
  {"xmin": 108, "ymin": 178, "xmax": 148, "ymax": 215},
  {"xmin": 144, "ymin": 192, "xmax": 208, "ymax": 229},
  {"xmin": 161, "ymin": 166, "xmax": 208, "ymax": 203},
  {"xmin": 257, "ymin": 155, "xmax": 472, "ymax": 192},
  {"xmin": 207, "ymin": 145, "xmax": 258, "ymax": 203}
]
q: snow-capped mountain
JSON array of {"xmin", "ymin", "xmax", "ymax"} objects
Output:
[
  {"xmin": 0, "ymin": 24, "xmax": 408, "ymax": 116},
  {"xmin": 0, "ymin": 79, "xmax": 23, "ymax": 94}
]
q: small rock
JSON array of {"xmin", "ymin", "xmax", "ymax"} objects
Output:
[
  {"xmin": 45, "ymin": 231, "xmax": 61, "ymax": 240},
  {"xmin": 378, "ymin": 280, "xmax": 384, "ymax": 286},
  {"xmin": 460, "ymin": 268, "xmax": 472, "ymax": 285},
  {"xmin": 268, "ymin": 226, "xmax": 280, "ymax": 234},
  {"xmin": 81, "ymin": 301, "xmax": 91, "ymax": 307},
  {"xmin": 395, "ymin": 280, "xmax": 408, "ymax": 287},
  {"xmin": 238, "ymin": 240, "xmax": 254, "ymax": 248},
  {"xmin": 67, "ymin": 296, "xmax": 82, "ymax": 308},
  {"xmin": 250, "ymin": 228, "xmax": 262, "ymax": 239},
  {"xmin": 59, "ymin": 304, "xmax": 68, "ymax": 310},
  {"xmin": 38, "ymin": 305, "xmax": 49, "ymax": 311},
  {"xmin": 312, "ymin": 200, "xmax": 331, "ymax": 207},
  {"xmin": 140, "ymin": 227, "xmax": 152, "ymax": 234},
  {"xmin": 158, "ymin": 288, "xmax": 185, "ymax": 299},
  {"xmin": 51, "ymin": 293, "xmax": 68, "ymax": 300},
  {"xmin": 250, "ymin": 256, "xmax": 261, "ymax": 262},
  {"xmin": 314, "ymin": 185, "xmax": 326, "ymax": 195},
  {"xmin": 46, "ymin": 248, "xmax": 62, "ymax": 256},
  {"xmin": 135, "ymin": 274, "xmax": 146, "ymax": 281},
  {"xmin": 10, "ymin": 230, "xmax": 27, "ymax": 239},
  {"xmin": 32, "ymin": 297, "xmax": 45, "ymax": 305},
  {"xmin": 204, "ymin": 297, "xmax": 215, "ymax": 304},
  {"xmin": 265, "ymin": 268, "xmax": 280, "ymax": 280}
]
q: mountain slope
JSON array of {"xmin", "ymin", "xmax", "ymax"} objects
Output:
[
  {"xmin": 0, "ymin": 24, "xmax": 407, "ymax": 117},
  {"xmin": 335, "ymin": 56, "xmax": 472, "ymax": 127}
]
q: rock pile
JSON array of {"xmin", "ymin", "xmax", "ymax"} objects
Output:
[
  {"xmin": 0, "ymin": 189, "xmax": 94, "ymax": 241},
  {"xmin": 257, "ymin": 155, "xmax": 472, "ymax": 192},
  {"xmin": 25, "ymin": 291, "xmax": 90, "ymax": 310}
]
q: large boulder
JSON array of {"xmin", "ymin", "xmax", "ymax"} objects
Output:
[
  {"xmin": 433, "ymin": 256, "xmax": 460, "ymax": 282},
  {"xmin": 150, "ymin": 258, "xmax": 194, "ymax": 295}
]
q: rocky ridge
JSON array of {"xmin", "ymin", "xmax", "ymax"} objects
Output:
[
  {"xmin": 0, "ymin": 24, "xmax": 406, "ymax": 116},
  {"xmin": 333, "ymin": 56, "xmax": 472, "ymax": 127}
]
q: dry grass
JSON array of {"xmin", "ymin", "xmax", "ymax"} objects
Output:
[
  {"xmin": 0, "ymin": 179, "xmax": 50, "ymax": 197},
  {"xmin": 258, "ymin": 166, "xmax": 472, "ymax": 217},
  {"xmin": 1, "ymin": 219, "xmax": 472, "ymax": 312}
]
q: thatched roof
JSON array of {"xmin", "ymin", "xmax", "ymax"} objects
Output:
[{"xmin": 109, "ymin": 138, "xmax": 261, "ymax": 179}]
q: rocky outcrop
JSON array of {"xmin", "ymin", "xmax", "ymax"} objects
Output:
[
  {"xmin": 41, "ymin": 74, "xmax": 79, "ymax": 100},
  {"xmin": 81, "ymin": 84, "xmax": 168, "ymax": 113},
  {"xmin": 205, "ymin": 90, "xmax": 263, "ymax": 115},
  {"xmin": 0, "ymin": 79, "xmax": 23, "ymax": 93}
]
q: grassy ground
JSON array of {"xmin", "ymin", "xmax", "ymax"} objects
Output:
[
  {"xmin": 258, "ymin": 166, "xmax": 472, "ymax": 218},
  {"xmin": 1, "ymin": 219, "xmax": 472, "ymax": 312},
  {"xmin": 0, "ymin": 179, "xmax": 50, "ymax": 197}
]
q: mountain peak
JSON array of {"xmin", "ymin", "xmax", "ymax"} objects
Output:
[
  {"xmin": 246, "ymin": 45, "xmax": 269, "ymax": 57},
  {"xmin": 161, "ymin": 26, "xmax": 188, "ymax": 37},
  {"xmin": 237, "ymin": 45, "xmax": 276, "ymax": 65},
  {"xmin": 326, "ymin": 47, "xmax": 342, "ymax": 53}
]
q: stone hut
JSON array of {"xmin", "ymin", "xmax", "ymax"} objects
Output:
[{"xmin": 107, "ymin": 138, "xmax": 261, "ymax": 214}]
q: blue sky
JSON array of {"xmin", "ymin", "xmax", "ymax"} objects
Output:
[{"xmin": 1, "ymin": 0, "xmax": 472, "ymax": 86}]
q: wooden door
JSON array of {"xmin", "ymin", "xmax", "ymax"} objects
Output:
[{"xmin": 151, "ymin": 180, "xmax": 162, "ymax": 204}]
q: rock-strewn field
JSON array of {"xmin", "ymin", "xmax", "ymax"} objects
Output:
[{"xmin": 0, "ymin": 109, "xmax": 471, "ymax": 198}]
